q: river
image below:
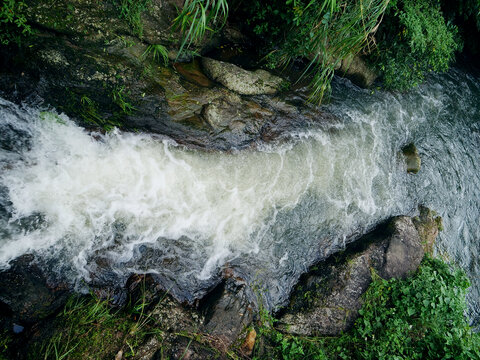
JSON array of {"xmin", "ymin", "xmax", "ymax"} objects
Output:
[{"xmin": 1, "ymin": 66, "xmax": 479, "ymax": 324}]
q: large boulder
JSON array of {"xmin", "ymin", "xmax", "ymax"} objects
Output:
[
  {"xmin": 277, "ymin": 214, "xmax": 434, "ymax": 336},
  {"xmin": 201, "ymin": 57, "xmax": 285, "ymax": 95}
]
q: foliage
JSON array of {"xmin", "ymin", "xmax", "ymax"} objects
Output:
[
  {"xmin": 0, "ymin": 0, "xmax": 33, "ymax": 45},
  {"xmin": 255, "ymin": 256, "xmax": 480, "ymax": 359},
  {"xmin": 142, "ymin": 44, "xmax": 169, "ymax": 66},
  {"xmin": 112, "ymin": 0, "xmax": 151, "ymax": 37},
  {"xmin": 63, "ymin": 90, "xmax": 121, "ymax": 131},
  {"xmin": 111, "ymin": 85, "xmax": 136, "ymax": 115},
  {"xmin": 372, "ymin": 0, "xmax": 462, "ymax": 91},
  {"xmin": 339, "ymin": 256, "xmax": 480, "ymax": 359},
  {"xmin": 34, "ymin": 289, "xmax": 163, "ymax": 360},
  {"xmin": 243, "ymin": 0, "xmax": 389, "ymax": 103},
  {"xmin": 173, "ymin": 0, "xmax": 229, "ymax": 56}
]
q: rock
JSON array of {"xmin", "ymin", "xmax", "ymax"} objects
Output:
[
  {"xmin": 174, "ymin": 59, "xmax": 215, "ymax": 88},
  {"xmin": 200, "ymin": 277, "xmax": 255, "ymax": 350},
  {"xmin": 413, "ymin": 205, "xmax": 443, "ymax": 255},
  {"xmin": 167, "ymin": 336, "xmax": 219, "ymax": 360},
  {"xmin": 201, "ymin": 94, "xmax": 274, "ymax": 139},
  {"xmin": 402, "ymin": 143, "xmax": 421, "ymax": 174},
  {"xmin": 201, "ymin": 57, "xmax": 285, "ymax": 95},
  {"xmin": 0, "ymin": 254, "xmax": 70, "ymax": 323},
  {"xmin": 338, "ymin": 55, "xmax": 377, "ymax": 88},
  {"xmin": 132, "ymin": 336, "xmax": 162, "ymax": 360},
  {"xmin": 278, "ymin": 215, "xmax": 430, "ymax": 336},
  {"xmin": 381, "ymin": 216, "xmax": 424, "ymax": 280}
]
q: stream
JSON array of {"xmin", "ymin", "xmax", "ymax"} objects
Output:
[{"xmin": 1, "ymin": 66, "xmax": 479, "ymax": 325}]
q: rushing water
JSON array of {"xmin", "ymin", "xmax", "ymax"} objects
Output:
[{"xmin": 1, "ymin": 66, "xmax": 479, "ymax": 323}]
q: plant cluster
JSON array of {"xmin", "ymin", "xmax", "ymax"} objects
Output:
[
  {"xmin": 142, "ymin": 44, "xmax": 169, "ymax": 66},
  {"xmin": 254, "ymin": 256, "xmax": 480, "ymax": 359},
  {"xmin": 371, "ymin": 0, "xmax": 462, "ymax": 91},
  {"xmin": 33, "ymin": 288, "xmax": 164, "ymax": 360},
  {"xmin": 112, "ymin": 0, "xmax": 151, "ymax": 37},
  {"xmin": 0, "ymin": 0, "xmax": 33, "ymax": 45},
  {"xmin": 173, "ymin": 0, "xmax": 229, "ymax": 56},
  {"xmin": 243, "ymin": 0, "xmax": 390, "ymax": 102}
]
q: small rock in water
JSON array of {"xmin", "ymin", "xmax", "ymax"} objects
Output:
[{"xmin": 402, "ymin": 143, "xmax": 421, "ymax": 174}]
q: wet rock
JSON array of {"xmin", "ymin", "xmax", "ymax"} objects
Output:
[
  {"xmin": 200, "ymin": 277, "xmax": 255, "ymax": 350},
  {"xmin": 338, "ymin": 55, "xmax": 377, "ymax": 88},
  {"xmin": 202, "ymin": 57, "xmax": 285, "ymax": 95},
  {"xmin": 174, "ymin": 59, "xmax": 215, "ymax": 88},
  {"xmin": 0, "ymin": 254, "xmax": 70, "ymax": 323},
  {"xmin": 132, "ymin": 336, "xmax": 162, "ymax": 360},
  {"xmin": 278, "ymin": 215, "xmax": 430, "ymax": 336},
  {"xmin": 201, "ymin": 94, "xmax": 274, "ymax": 141},
  {"xmin": 167, "ymin": 336, "xmax": 220, "ymax": 360},
  {"xmin": 402, "ymin": 143, "xmax": 421, "ymax": 174},
  {"xmin": 381, "ymin": 216, "xmax": 424, "ymax": 280},
  {"xmin": 413, "ymin": 205, "xmax": 443, "ymax": 255}
]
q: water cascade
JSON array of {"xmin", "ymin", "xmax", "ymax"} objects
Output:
[{"xmin": 1, "ymin": 67, "xmax": 479, "ymax": 323}]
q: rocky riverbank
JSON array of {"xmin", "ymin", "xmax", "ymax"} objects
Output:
[
  {"xmin": 0, "ymin": 207, "xmax": 445, "ymax": 359},
  {"xmin": 1, "ymin": 1, "xmax": 479, "ymax": 358}
]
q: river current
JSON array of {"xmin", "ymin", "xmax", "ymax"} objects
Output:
[{"xmin": 1, "ymin": 66, "xmax": 479, "ymax": 323}]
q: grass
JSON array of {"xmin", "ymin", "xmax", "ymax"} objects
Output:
[
  {"xmin": 111, "ymin": 85, "xmax": 136, "ymax": 115},
  {"xmin": 142, "ymin": 44, "xmax": 169, "ymax": 66},
  {"xmin": 172, "ymin": 0, "xmax": 229, "ymax": 57},
  {"xmin": 34, "ymin": 284, "xmax": 165, "ymax": 360},
  {"xmin": 112, "ymin": 0, "xmax": 151, "ymax": 37}
]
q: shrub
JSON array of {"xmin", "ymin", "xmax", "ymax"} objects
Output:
[
  {"xmin": 372, "ymin": 0, "xmax": 462, "ymax": 91},
  {"xmin": 255, "ymin": 256, "xmax": 480, "ymax": 359},
  {"xmin": 243, "ymin": 0, "xmax": 389, "ymax": 103},
  {"xmin": 0, "ymin": 0, "xmax": 33, "ymax": 46}
]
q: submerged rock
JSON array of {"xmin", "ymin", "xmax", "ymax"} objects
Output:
[
  {"xmin": 402, "ymin": 143, "xmax": 421, "ymax": 174},
  {"xmin": 202, "ymin": 57, "xmax": 285, "ymax": 95},
  {"xmin": 278, "ymin": 214, "xmax": 435, "ymax": 336}
]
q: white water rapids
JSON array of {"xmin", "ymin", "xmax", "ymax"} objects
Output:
[{"xmin": 1, "ymin": 67, "xmax": 479, "ymax": 323}]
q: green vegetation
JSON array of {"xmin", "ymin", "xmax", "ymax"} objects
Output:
[
  {"xmin": 142, "ymin": 44, "xmax": 169, "ymax": 66},
  {"xmin": 33, "ymin": 290, "xmax": 163, "ymax": 360},
  {"xmin": 245, "ymin": 0, "xmax": 390, "ymax": 102},
  {"xmin": 112, "ymin": 0, "xmax": 151, "ymax": 37},
  {"xmin": 173, "ymin": 0, "xmax": 229, "ymax": 56},
  {"xmin": 371, "ymin": 0, "xmax": 462, "ymax": 91},
  {"xmin": 0, "ymin": 0, "xmax": 33, "ymax": 45},
  {"xmin": 254, "ymin": 256, "xmax": 480, "ymax": 359},
  {"xmin": 111, "ymin": 85, "xmax": 136, "ymax": 115}
]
